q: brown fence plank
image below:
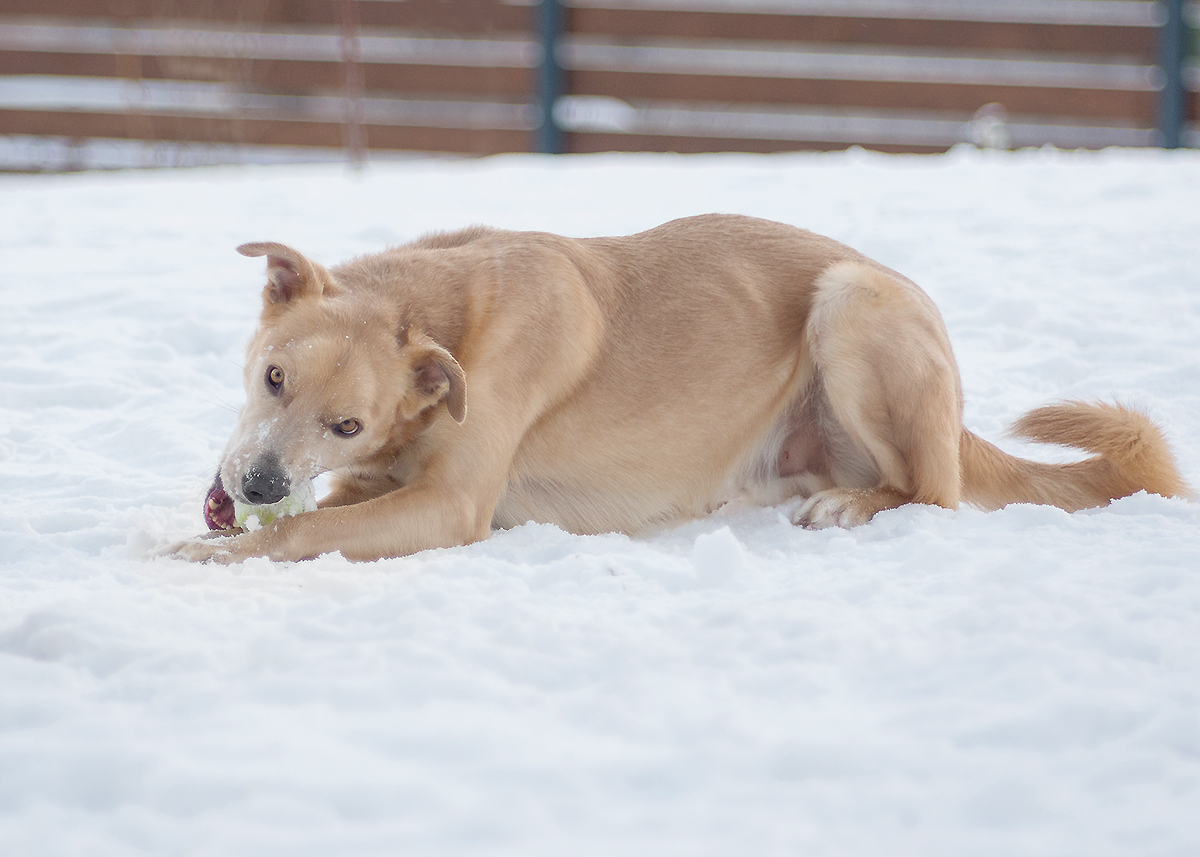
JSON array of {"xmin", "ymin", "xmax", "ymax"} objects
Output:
[
  {"xmin": 357, "ymin": 0, "xmax": 532, "ymax": 34},
  {"xmin": 0, "ymin": 0, "xmax": 325, "ymax": 25},
  {"xmin": 0, "ymin": 0, "xmax": 532, "ymax": 33},
  {"xmin": 567, "ymin": 130, "xmax": 946, "ymax": 155},
  {"xmin": 361, "ymin": 62, "xmax": 533, "ymax": 97},
  {"xmin": 0, "ymin": 49, "xmax": 534, "ymax": 98},
  {"xmin": 0, "ymin": 106, "xmax": 529, "ymax": 154},
  {"xmin": 366, "ymin": 122, "xmax": 528, "ymax": 153}
]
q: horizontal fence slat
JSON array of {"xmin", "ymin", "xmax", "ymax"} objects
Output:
[
  {"xmin": 558, "ymin": 0, "xmax": 1163, "ymax": 27},
  {"xmin": 0, "ymin": 76, "xmax": 536, "ymax": 130},
  {"xmin": 568, "ymin": 69, "xmax": 1160, "ymax": 122},
  {"xmin": 560, "ymin": 38, "xmax": 1159, "ymax": 91},
  {"xmin": 0, "ymin": 107, "xmax": 530, "ymax": 154},
  {"xmin": 568, "ymin": 129, "xmax": 945, "ymax": 154},
  {"xmin": 0, "ymin": 1, "xmax": 532, "ymax": 33},
  {"xmin": 552, "ymin": 94, "xmax": 1159, "ymax": 146},
  {"xmin": 567, "ymin": 8, "xmax": 1159, "ymax": 59},
  {"xmin": 0, "ymin": 51, "xmax": 534, "ymax": 98},
  {"xmin": 0, "ymin": 22, "xmax": 537, "ymax": 68}
]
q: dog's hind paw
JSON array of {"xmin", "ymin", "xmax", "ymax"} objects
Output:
[
  {"xmin": 792, "ymin": 487, "xmax": 909, "ymax": 530},
  {"xmin": 793, "ymin": 491, "xmax": 866, "ymax": 529}
]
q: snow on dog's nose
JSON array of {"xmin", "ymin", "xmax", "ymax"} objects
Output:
[{"xmin": 241, "ymin": 452, "xmax": 290, "ymax": 505}]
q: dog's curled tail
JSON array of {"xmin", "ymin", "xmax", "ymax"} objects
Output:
[{"xmin": 960, "ymin": 401, "xmax": 1191, "ymax": 513}]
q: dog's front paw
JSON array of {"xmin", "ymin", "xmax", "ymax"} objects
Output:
[{"xmin": 167, "ymin": 535, "xmax": 242, "ymax": 564}]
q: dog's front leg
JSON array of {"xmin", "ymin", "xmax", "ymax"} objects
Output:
[
  {"xmin": 170, "ymin": 530, "xmax": 261, "ymax": 564},
  {"xmin": 170, "ymin": 512, "xmax": 332, "ymax": 564},
  {"xmin": 172, "ymin": 474, "xmax": 496, "ymax": 563}
]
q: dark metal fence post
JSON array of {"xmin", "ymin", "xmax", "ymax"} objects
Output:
[
  {"xmin": 1159, "ymin": 0, "xmax": 1187, "ymax": 148},
  {"xmin": 338, "ymin": 0, "xmax": 366, "ymax": 168},
  {"xmin": 537, "ymin": 0, "xmax": 565, "ymax": 154}
]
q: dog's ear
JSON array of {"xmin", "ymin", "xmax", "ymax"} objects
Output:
[
  {"xmin": 401, "ymin": 338, "xmax": 467, "ymax": 424},
  {"xmin": 237, "ymin": 242, "xmax": 330, "ymax": 309}
]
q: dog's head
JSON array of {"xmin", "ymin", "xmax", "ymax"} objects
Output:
[{"xmin": 208, "ymin": 242, "xmax": 466, "ymax": 518}]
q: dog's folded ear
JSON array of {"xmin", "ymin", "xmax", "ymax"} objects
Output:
[
  {"xmin": 402, "ymin": 339, "xmax": 467, "ymax": 424},
  {"xmin": 237, "ymin": 242, "xmax": 332, "ymax": 310}
]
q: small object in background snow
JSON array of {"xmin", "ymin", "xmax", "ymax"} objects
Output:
[
  {"xmin": 233, "ymin": 479, "xmax": 318, "ymax": 531},
  {"xmin": 968, "ymin": 102, "xmax": 1011, "ymax": 150}
]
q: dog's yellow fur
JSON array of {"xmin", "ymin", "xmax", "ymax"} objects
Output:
[{"xmin": 173, "ymin": 215, "xmax": 1189, "ymax": 563}]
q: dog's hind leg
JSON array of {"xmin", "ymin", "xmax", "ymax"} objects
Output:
[{"xmin": 793, "ymin": 260, "xmax": 964, "ymax": 528}]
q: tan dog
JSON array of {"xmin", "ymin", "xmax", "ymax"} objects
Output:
[{"xmin": 174, "ymin": 215, "xmax": 1189, "ymax": 563}]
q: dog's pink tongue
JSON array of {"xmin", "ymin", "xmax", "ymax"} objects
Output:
[{"xmin": 204, "ymin": 484, "xmax": 237, "ymax": 531}]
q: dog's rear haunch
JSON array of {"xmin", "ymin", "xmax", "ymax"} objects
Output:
[{"xmin": 172, "ymin": 215, "xmax": 1190, "ymax": 563}]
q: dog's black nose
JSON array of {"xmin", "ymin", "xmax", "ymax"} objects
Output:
[{"xmin": 242, "ymin": 455, "xmax": 290, "ymax": 505}]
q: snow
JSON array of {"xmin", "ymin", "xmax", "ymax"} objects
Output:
[{"xmin": 2, "ymin": 146, "xmax": 1199, "ymax": 855}]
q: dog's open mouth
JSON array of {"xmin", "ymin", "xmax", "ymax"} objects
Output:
[{"xmin": 204, "ymin": 477, "xmax": 239, "ymax": 531}]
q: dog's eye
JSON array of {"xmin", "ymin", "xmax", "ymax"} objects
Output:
[
  {"xmin": 334, "ymin": 418, "xmax": 361, "ymax": 437},
  {"xmin": 266, "ymin": 366, "xmax": 284, "ymax": 391}
]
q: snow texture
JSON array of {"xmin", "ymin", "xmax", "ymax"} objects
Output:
[{"xmin": 2, "ymin": 147, "xmax": 1199, "ymax": 856}]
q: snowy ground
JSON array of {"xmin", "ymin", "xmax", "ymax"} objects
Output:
[{"xmin": 2, "ymin": 147, "xmax": 1199, "ymax": 856}]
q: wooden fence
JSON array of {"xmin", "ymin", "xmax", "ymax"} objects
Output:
[{"xmin": 0, "ymin": 0, "xmax": 1196, "ymax": 169}]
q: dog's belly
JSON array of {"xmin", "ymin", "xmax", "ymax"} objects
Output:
[
  {"xmin": 492, "ymin": 396, "xmax": 857, "ymax": 536},
  {"xmin": 493, "ymin": 460, "xmax": 836, "ymax": 536},
  {"xmin": 493, "ymin": 476, "xmax": 696, "ymax": 536}
]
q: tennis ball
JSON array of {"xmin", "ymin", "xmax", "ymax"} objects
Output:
[{"xmin": 233, "ymin": 479, "xmax": 318, "ymax": 531}]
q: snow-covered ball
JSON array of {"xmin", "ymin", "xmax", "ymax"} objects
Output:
[{"xmin": 233, "ymin": 479, "xmax": 318, "ymax": 530}]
